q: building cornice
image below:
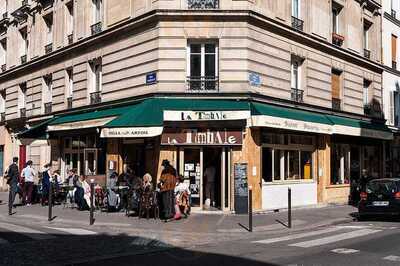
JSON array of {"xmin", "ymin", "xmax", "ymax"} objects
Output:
[
  {"xmin": 0, "ymin": 9, "xmax": 383, "ymax": 83},
  {"xmin": 383, "ymin": 11, "xmax": 400, "ymax": 27}
]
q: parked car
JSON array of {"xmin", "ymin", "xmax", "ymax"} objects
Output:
[{"xmin": 358, "ymin": 178, "xmax": 400, "ymax": 220}]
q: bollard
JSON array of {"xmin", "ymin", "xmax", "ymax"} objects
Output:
[
  {"xmin": 89, "ymin": 179, "xmax": 95, "ymax": 225},
  {"xmin": 288, "ymin": 187, "xmax": 292, "ymax": 229},
  {"xmin": 48, "ymin": 181, "xmax": 53, "ymax": 222},
  {"xmin": 249, "ymin": 186, "xmax": 253, "ymax": 232}
]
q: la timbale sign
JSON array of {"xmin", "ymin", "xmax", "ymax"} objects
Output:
[{"xmin": 161, "ymin": 129, "xmax": 243, "ymax": 146}]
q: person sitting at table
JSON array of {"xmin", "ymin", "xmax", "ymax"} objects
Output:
[
  {"xmin": 175, "ymin": 174, "xmax": 191, "ymax": 218},
  {"xmin": 142, "ymin": 173, "xmax": 153, "ymax": 192},
  {"xmin": 64, "ymin": 169, "xmax": 79, "ymax": 205},
  {"xmin": 75, "ymin": 175, "xmax": 91, "ymax": 211}
]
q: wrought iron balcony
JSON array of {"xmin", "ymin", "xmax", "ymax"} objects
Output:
[
  {"xmin": 364, "ymin": 49, "xmax": 371, "ymax": 59},
  {"xmin": 1, "ymin": 64, "xmax": 6, "ymax": 72},
  {"xmin": 0, "ymin": 12, "xmax": 9, "ymax": 26},
  {"xmin": 22, "ymin": 0, "xmax": 29, "ymax": 6},
  {"xmin": 393, "ymin": 61, "xmax": 397, "ymax": 70},
  {"xmin": 186, "ymin": 76, "xmax": 219, "ymax": 92},
  {"xmin": 90, "ymin": 92, "xmax": 101, "ymax": 104},
  {"xmin": 20, "ymin": 54, "xmax": 27, "ymax": 64},
  {"xmin": 67, "ymin": 96, "xmax": 73, "ymax": 109},
  {"xmin": 0, "ymin": 112, "xmax": 5, "ymax": 122},
  {"xmin": 19, "ymin": 108, "xmax": 26, "ymax": 118},
  {"xmin": 187, "ymin": 0, "xmax": 219, "ymax": 9},
  {"xmin": 44, "ymin": 102, "xmax": 52, "ymax": 114},
  {"xmin": 291, "ymin": 16, "xmax": 304, "ymax": 31},
  {"xmin": 332, "ymin": 98, "xmax": 341, "ymax": 111},
  {"xmin": 91, "ymin": 22, "xmax": 102, "ymax": 36},
  {"xmin": 2, "ymin": 12, "xmax": 8, "ymax": 20},
  {"xmin": 291, "ymin": 88, "xmax": 304, "ymax": 103},
  {"xmin": 67, "ymin": 33, "xmax": 73, "ymax": 45},
  {"xmin": 45, "ymin": 43, "xmax": 52, "ymax": 54},
  {"xmin": 332, "ymin": 33, "xmax": 345, "ymax": 46},
  {"xmin": 392, "ymin": 9, "xmax": 397, "ymax": 19}
]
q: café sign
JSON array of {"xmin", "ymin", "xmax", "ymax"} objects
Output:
[
  {"xmin": 161, "ymin": 129, "xmax": 243, "ymax": 146},
  {"xmin": 100, "ymin": 127, "xmax": 163, "ymax": 138},
  {"xmin": 164, "ymin": 110, "xmax": 251, "ymax": 121}
]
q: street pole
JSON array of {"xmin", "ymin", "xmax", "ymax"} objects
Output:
[
  {"xmin": 48, "ymin": 181, "xmax": 53, "ymax": 222},
  {"xmin": 90, "ymin": 179, "xmax": 95, "ymax": 225},
  {"xmin": 249, "ymin": 185, "xmax": 253, "ymax": 232},
  {"xmin": 288, "ymin": 187, "xmax": 292, "ymax": 229}
]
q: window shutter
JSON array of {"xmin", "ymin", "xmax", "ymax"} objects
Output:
[
  {"xmin": 331, "ymin": 72, "xmax": 341, "ymax": 99},
  {"xmin": 392, "ymin": 35, "xmax": 397, "ymax": 63},
  {"xmin": 390, "ymin": 91, "xmax": 395, "ymax": 125}
]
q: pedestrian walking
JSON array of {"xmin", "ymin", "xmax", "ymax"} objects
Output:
[
  {"xmin": 5, "ymin": 157, "xmax": 19, "ymax": 215},
  {"xmin": 21, "ymin": 160, "xmax": 35, "ymax": 206}
]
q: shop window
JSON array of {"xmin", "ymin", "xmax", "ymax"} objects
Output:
[
  {"xmin": 331, "ymin": 144, "xmax": 350, "ymax": 185},
  {"xmin": 273, "ymin": 150, "xmax": 282, "ymax": 181},
  {"xmin": 262, "ymin": 148, "xmax": 272, "ymax": 182},
  {"xmin": 301, "ymin": 151, "xmax": 313, "ymax": 180}
]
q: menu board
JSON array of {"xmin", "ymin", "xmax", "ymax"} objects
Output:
[
  {"xmin": 185, "ymin": 163, "xmax": 200, "ymax": 198},
  {"xmin": 234, "ymin": 163, "xmax": 248, "ymax": 214}
]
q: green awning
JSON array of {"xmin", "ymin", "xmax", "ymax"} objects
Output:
[
  {"xmin": 250, "ymin": 102, "xmax": 334, "ymax": 134},
  {"xmin": 19, "ymin": 117, "xmax": 57, "ymax": 139}
]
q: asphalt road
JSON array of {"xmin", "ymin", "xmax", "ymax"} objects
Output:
[{"xmin": 0, "ymin": 209, "xmax": 399, "ymax": 265}]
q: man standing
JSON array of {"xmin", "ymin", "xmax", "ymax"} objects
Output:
[
  {"xmin": 159, "ymin": 159, "xmax": 177, "ymax": 221},
  {"xmin": 6, "ymin": 157, "xmax": 19, "ymax": 215},
  {"xmin": 21, "ymin": 160, "xmax": 35, "ymax": 206}
]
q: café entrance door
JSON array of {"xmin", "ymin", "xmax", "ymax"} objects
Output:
[{"xmin": 179, "ymin": 147, "xmax": 231, "ymax": 211}]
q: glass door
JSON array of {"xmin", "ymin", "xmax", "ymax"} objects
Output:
[{"xmin": 180, "ymin": 148, "xmax": 202, "ymax": 210}]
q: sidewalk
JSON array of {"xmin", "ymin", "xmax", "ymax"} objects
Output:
[{"xmin": 0, "ymin": 192, "xmax": 357, "ymax": 235}]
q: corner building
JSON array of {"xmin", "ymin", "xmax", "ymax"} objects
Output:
[{"xmin": 0, "ymin": 0, "xmax": 391, "ymax": 211}]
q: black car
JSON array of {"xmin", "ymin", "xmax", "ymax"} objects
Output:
[{"xmin": 358, "ymin": 178, "xmax": 400, "ymax": 220}]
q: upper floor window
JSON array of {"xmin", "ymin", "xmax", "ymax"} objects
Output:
[
  {"xmin": 363, "ymin": 20, "xmax": 372, "ymax": 59},
  {"xmin": 42, "ymin": 75, "xmax": 52, "ymax": 115},
  {"xmin": 43, "ymin": 13, "xmax": 53, "ymax": 53},
  {"xmin": 91, "ymin": 0, "xmax": 102, "ymax": 35},
  {"xmin": 18, "ymin": 82, "xmax": 27, "ymax": 111},
  {"xmin": 292, "ymin": 0, "xmax": 300, "ymax": 18},
  {"xmin": 66, "ymin": 68, "xmax": 73, "ymax": 108},
  {"xmin": 0, "ymin": 39, "xmax": 6, "ymax": 68},
  {"xmin": 291, "ymin": 55, "xmax": 304, "ymax": 102},
  {"xmin": 187, "ymin": 0, "xmax": 219, "ymax": 9},
  {"xmin": 0, "ymin": 90, "xmax": 5, "ymax": 114},
  {"xmin": 331, "ymin": 69, "xmax": 342, "ymax": 110},
  {"xmin": 66, "ymin": 1, "xmax": 74, "ymax": 44},
  {"xmin": 291, "ymin": 0, "xmax": 303, "ymax": 31},
  {"xmin": 89, "ymin": 58, "xmax": 102, "ymax": 104},
  {"xmin": 19, "ymin": 27, "xmax": 28, "ymax": 63},
  {"xmin": 187, "ymin": 41, "xmax": 218, "ymax": 92},
  {"xmin": 390, "ymin": 89, "xmax": 400, "ymax": 127},
  {"xmin": 332, "ymin": 3, "xmax": 344, "ymax": 46},
  {"xmin": 363, "ymin": 80, "xmax": 372, "ymax": 116},
  {"xmin": 392, "ymin": 34, "xmax": 397, "ymax": 70}
]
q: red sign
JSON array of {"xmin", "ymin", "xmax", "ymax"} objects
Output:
[{"xmin": 161, "ymin": 129, "xmax": 243, "ymax": 146}]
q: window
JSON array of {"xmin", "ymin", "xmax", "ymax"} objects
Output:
[
  {"xmin": 66, "ymin": 1, "xmax": 74, "ymax": 43},
  {"xmin": 331, "ymin": 69, "xmax": 342, "ymax": 110},
  {"xmin": 363, "ymin": 79, "xmax": 371, "ymax": 106},
  {"xmin": 0, "ymin": 145, "xmax": 3, "ymax": 176},
  {"xmin": 392, "ymin": 34, "xmax": 397, "ymax": 69},
  {"xmin": 332, "ymin": 7, "xmax": 339, "ymax": 34},
  {"xmin": 292, "ymin": 0, "xmax": 300, "ymax": 18},
  {"xmin": 363, "ymin": 21, "xmax": 371, "ymax": 53},
  {"xmin": 44, "ymin": 14, "xmax": 53, "ymax": 46},
  {"xmin": 390, "ymin": 90, "xmax": 400, "ymax": 126},
  {"xmin": 19, "ymin": 28, "xmax": 28, "ymax": 63},
  {"xmin": 18, "ymin": 82, "xmax": 27, "ymax": 110},
  {"xmin": 291, "ymin": 56, "xmax": 303, "ymax": 102},
  {"xmin": 187, "ymin": 42, "xmax": 218, "ymax": 91},
  {"xmin": 0, "ymin": 90, "xmax": 5, "ymax": 114},
  {"xmin": 92, "ymin": 0, "xmax": 102, "ymax": 24},
  {"xmin": 261, "ymin": 133, "xmax": 315, "ymax": 183},
  {"xmin": 0, "ymin": 39, "xmax": 6, "ymax": 67},
  {"xmin": 43, "ymin": 75, "xmax": 52, "ymax": 114},
  {"xmin": 66, "ymin": 68, "xmax": 73, "ymax": 98},
  {"xmin": 89, "ymin": 58, "xmax": 102, "ymax": 104},
  {"xmin": 331, "ymin": 144, "xmax": 350, "ymax": 185}
]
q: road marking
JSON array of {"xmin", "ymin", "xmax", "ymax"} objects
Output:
[
  {"xmin": 289, "ymin": 229, "xmax": 381, "ymax": 248},
  {"xmin": 383, "ymin": 255, "xmax": 400, "ymax": 262},
  {"xmin": 252, "ymin": 227, "xmax": 343, "ymax": 244},
  {"xmin": 331, "ymin": 248, "xmax": 360, "ymax": 254},
  {"xmin": 46, "ymin": 227, "xmax": 97, "ymax": 236},
  {"xmin": 0, "ymin": 222, "xmax": 55, "ymax": 240}
]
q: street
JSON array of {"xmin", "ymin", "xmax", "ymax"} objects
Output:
[{"xmin": 0, "ymin": 198, "xmax": 399, "ymax": 266}]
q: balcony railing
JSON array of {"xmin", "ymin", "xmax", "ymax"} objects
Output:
[
  {"xmin": 393, "ymin": 61, "xmax": 397, "ymax": 70},
  {"xmin": 392, "ymin": 9, "xmax": 397, "ymax": 19},
  {"xmin": 2, "ymin": 12, "xmax": 7, "ymax": 20},
  {"xmin": 332, "ymin": 33, "xmax": 345, "ymax": 46},
  {"xmin": 187, "ymin": 0, "xmax": 219, "ymax": 9},
  {"xmin": 20, "ymin": 54, "xmax": 27, "ymax": 64},
  {"xmin": 22, "ymin": 0, "xmax": 28, "ymax": 6},
  {"xmin": 45, "ymin": 43, "xmax": 52, "ymax": 54},
  {"xmin": 44, "ymin": 102, "xmax": 52, "ymax": 114},
  {"xmin": 186, "ymin": 76, "xmax": 219, "ymax": 92},
  {"xmin": 291, "ymin": 16, "xmax": 304, "ymax": 31},
  {"xmin": 0, "ymin": 112, "xmax": 5, "ymax": 122},
  {"xmin": 91, "ymin": 22, "xmax": 102, "ymax": 36},
  {"xmin": 19, "ymin": 108, "xmax": 26, "ymax": 118},
  {"xmin": 90, "ymin": 92, "xmax": 101, "ymax": 104},
  {"xmin": 332, "ymin": 98, "xmax": 341, "ymax": 111},
  {"xmin": 67, "ymin": 33, "xmax": 73, "ymax": 45},
  {"xmin": 67, "ymin": 96, "xmax": 73, "ymax": 109},
  {"xmin": 1, "ymin": 64, "xmax": 6, "ymax": 72},
  {"xmin": 291, "ymin": 88, "xmax": 304, "ymax": 103},
  {"xmin": 364, "ymin": 49, "xmax": 371, "ymax": 59}
]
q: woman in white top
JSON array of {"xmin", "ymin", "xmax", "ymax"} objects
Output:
[
  {"xmin": 21, "ymin": 160, "xmax": 35, "ymax": 205},
  {"xmin": 174, "ymin": 175, "xmax": 191, "ymax": 218}
]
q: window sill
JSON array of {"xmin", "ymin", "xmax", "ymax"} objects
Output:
[
  {"xmin": 326, "ymin": 184, "xmax": 350, "ymax": 189},
  {"xmin": 263, "ymin": 179, "xmax": 315, "ymax": 186}
]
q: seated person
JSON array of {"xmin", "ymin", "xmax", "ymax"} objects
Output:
[
  {"xmin": 74, "ymin": 175, "xmax": 91, "ymax": 211},
  {"xmin": 64, "ymin": 169, "xmax": 78, "ymax": 204},
  {"xmin": 174, "ymin": 175, "xmax": 191, "ymax": 218}
]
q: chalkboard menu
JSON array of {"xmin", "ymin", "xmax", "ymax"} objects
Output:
[{"xmin": 234, "ymin": 163, "xmax": 248, "ymax": 214}]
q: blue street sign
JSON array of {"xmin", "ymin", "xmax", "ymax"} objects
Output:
[
  {"xmin": 249, "ymin": 72, "xmax": 261, "ymax": 86},
  {"xmin": 146, "ymin": 72, "xmax": 157, "ymax": 85}
]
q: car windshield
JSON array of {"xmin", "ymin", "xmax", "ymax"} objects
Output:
[{"xmin": 367, "ymin": 180, "xmax": 399, "ymax": 195}]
